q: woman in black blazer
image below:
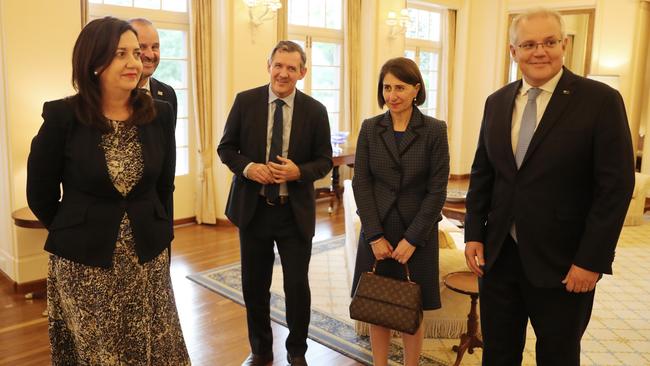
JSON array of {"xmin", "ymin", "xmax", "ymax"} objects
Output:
[
  {"xmin": 351, "ymin": 58, "xmax": 449, "ymax": 366},
  {"xmin": 27, "ymin": 17, "xmax": 189, "ymax": 365}
]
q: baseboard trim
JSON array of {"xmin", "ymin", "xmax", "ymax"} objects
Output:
[
  {"xmin": 0, "ymin": 268, "xmax": 47, "ymax": 295},
  {"xmin": 216, "ymin": 218, "xmax": 235, "ymax": 227},
  {"xmin": 173, "ymin": 217, "xmax": 197, "ymax": 227},
  {"xmin": 449, "ymin": 174, "xmax": 470, "ymax": 180}
]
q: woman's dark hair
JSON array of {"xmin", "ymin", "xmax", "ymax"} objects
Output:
[
  {"xmin": 71, "ymin": 16, "xmax": 155, "ymax": 132},
  {"xmin": 376, "ymin": 57, "xmax": 426, "ymax": 108}
]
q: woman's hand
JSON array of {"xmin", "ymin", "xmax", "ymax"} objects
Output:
[
  {"xmin": 391, "ymin": 238, "xmax": 416, "ymax": 264},
  {"xmin": 370, "ymin": 237, "xmax": 394, "ymax": 260}
]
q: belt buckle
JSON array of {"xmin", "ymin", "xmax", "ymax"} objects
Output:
[{"xmin": 265, "ymin": 197, "xmax": 276, "ymax": 206}]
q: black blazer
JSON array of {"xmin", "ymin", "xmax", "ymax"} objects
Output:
[
  {"xmin": 352, "ymin": 108, "xmax": 449, "ymax": 247},
  {"xmin": 27, "ymin": 98, "xmax": 176, "ymax": 268},
  {"xmin": 151, "ymin": 77, "xmax": 177, "ymax": 124},
  {"xmin": 465, "ymin": 68, "xmax": 635, "ymax": 287},
  {"xmin": 217, "ymin": 85, "xmax": 332, "ymax": 239}
]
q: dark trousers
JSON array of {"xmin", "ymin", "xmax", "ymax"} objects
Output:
[
  {"xmin": 239, "ymin": 197, "xmax": 312, "ymax": 357},
  {"xmin": 479, "ymin": 235, "xmax": 595, "ymax": 366}
]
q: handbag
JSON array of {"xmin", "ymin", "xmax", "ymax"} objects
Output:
[{"xmin": 349, "ymin": 259, "xmax": 423, "ymax": 335}]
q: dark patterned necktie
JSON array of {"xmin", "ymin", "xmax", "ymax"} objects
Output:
[{"xmin": 266, "ymin": 99, "xmax": 285, "ymax": 201}]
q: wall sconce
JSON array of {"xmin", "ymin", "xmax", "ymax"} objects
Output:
[
  {"xmin": 386, "ymin": 9, "xmax": 412, "ymax": 39},
  {"xmin": 243, "ymin": 0, "xmax": 282, "ymax": 27},
  {"xmin": 586, "ymin": 74, "xmax": 620, "ymax": 91}
]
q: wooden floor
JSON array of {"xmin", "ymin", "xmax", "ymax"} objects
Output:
[{"xmin": 0, "ymin": 201, "xmax": 361, "ymax": 366}]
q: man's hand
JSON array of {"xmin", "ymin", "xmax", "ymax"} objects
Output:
[
  {"xmin": 465, "ymin": 241, "xmax": 485, "ymax": 277},
  {"xmin": 247, "ymin": 163, "xmax": 274, "ymax": 184},
  {"xmin": 268, "ymin": 156, "xmax": 301, "ymax": 183},
  {"xmin": 562, "ymin": 264, "xmax": 599, "ymax": 293},
  {"xmin": 391, "ymin": 238, "xmax": 416, "ymax": 264},
  {"xmin": 370, "ymin": 237, "xmax": 393, "ymax": 261}
]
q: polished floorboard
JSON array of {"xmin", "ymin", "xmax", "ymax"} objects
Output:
[{"xmin": 0, "ymin": 200, "xmax": 361, "ymax": 366}]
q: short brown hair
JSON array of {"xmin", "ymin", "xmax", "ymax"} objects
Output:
[
  {"xmin": 268, "ymin": 40, "xmax": 307, "ymax": 70},
  {"xmin": 71, "ymin": 16, "xmax": 155, "ymax": 132},
  {"xmin": 377, "ymin": 57, "xmax": 426, "ymax": 108}
]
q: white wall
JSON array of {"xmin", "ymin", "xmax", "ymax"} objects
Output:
[
  {"xmin": 0, "ymin": 1, "xmax": 16, "ymax": 279},
  {"xmin": 0, "ymin": 0, "xmax": 80, "ymax": 281}
]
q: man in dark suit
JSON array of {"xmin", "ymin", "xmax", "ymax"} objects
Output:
[
  {"xmin": 218, "ymin": 41, "xmax": 332, "ymax": 366},
  {"xmin": 464, "ymin": 8, "xmax": 634, "ymax": 365},
  {"xmin": 129, "ymin": 18, "xmax": 178, "ymax": 122}
]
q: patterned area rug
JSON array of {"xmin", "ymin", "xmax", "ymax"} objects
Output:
[{"xmin": 187, "ymin": 235, "xmax": 448, "ymax": 366}]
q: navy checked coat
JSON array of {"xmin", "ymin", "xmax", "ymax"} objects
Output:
[{"xmin": 352, "ymin": 107, "xmax": 449, "ymax": 309}]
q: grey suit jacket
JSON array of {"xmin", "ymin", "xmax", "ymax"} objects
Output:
[{"xmin": 352, "ymin": 107, "xmax": 449, "ymax": 246}]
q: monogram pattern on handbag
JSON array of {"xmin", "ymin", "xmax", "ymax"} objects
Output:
[{"xmin": 349, "ymin": 263, "xmax": 423, "ymax": 335}]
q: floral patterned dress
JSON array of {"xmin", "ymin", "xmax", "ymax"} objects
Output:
[{"xmin": 47, "ymin": 121, "xmax": 191, "ymax": 365}]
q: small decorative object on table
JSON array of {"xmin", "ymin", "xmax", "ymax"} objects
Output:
[
  {"xmin": 331, "ymin": 131, "xmax": 349, "ymax": 155},
  {"xmin": 446, "ymin": 189, "xmax": 467, "ymax": 203}
]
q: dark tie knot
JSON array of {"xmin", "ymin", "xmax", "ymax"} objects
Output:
[
  {"xmin": 274, "ymin": 99, "xmax": 285, "ymax": 107},
  {"xmin": 527, "ymin": 88, "xmax": 542, "ymax": 101}
]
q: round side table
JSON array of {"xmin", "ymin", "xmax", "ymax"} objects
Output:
[{"xmin": 443, "ymin": 271, "xmax": 483, "ymax": 366}]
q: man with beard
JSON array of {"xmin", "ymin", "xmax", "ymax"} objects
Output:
[{"xmin": 129, "ymin": 18, "xmax": 178, "ymax": 125}]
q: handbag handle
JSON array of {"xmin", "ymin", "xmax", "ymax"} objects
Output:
[{"xmin": 371, "ymin": 259, "xmax": 413, "ymax": 282}]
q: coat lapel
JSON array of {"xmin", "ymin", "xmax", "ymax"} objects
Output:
[
  {"xmin": 499, "ymin": 81, "xmax": 521, "ymax": 172},
  {"xmin": 254, "ymin": 86, "xmax": 270, "ymax": 162},
  {"xmin": 288, "ymin": 90, "xmax": 306, "ymax": 159},
  {"xmin": 377, "ymin": 112, "xmax": 401, "ymax": 166},
  {"xmin": 520, "ymin": 68, "xmax": 576, "ymax": 169},
  {"xmin": 398, "ymin": 107, "xmax": 423, "ymax": 156}
]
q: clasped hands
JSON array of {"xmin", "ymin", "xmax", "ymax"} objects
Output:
[
  {"xmin": 371, "ymin": 237, "xmax": 415, "ymax": 264},
  {"xmin": 247, "ymin": 156, "xmax": 300, "ymax": 184},
  {"xmin": 464, "ymin": 241, "xmax": 600, "ymax": 293}
]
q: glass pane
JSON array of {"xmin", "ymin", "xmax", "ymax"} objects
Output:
[
  {"xmin": 417, "ymin": 10, "xmax": 430, "ymax": 40},
  {"xmin": 325, "ymin": 0, "xmax": 342, "ymax": 29},
  {"xmin": 175, "ymin": 147, "xmax": 189, "ymax": 176},
  {"xmin": 153, "ymin": 60, "xmax": 187, "ymax": 89},
  {"xmin": 427, "ymin": 90, "xmax": 437, "ymax": 110},
  {"xmin": 430, "ymin": 11, "xmax": 441, "ymax": 42},
  {"xmin": 159, "ymin": 29, "xmax": 186, "ymax": 58},
  {"xmin": 104, "ymin": 0, "xmax": 132, "ymax": 6},
  {"xmin": 404, "ymin": 49, "xmax": 416, "ymax": 60},
  {"xmin": 311, "ymin": 66, "xmax": 340, "ymax": 89},
  {"xmin": 312, "ymin": 42, "xmax": 340, "ymax": 66},
  {"xmin": 289, "ymin": 0, "xmax": 309, "ymax": 26},
  {"xmin": 420, "ymin": 51, "xmax": 438, "ymax": 72},
  {"xmin": 328, "ymin": 112, "xmax": 339, "ymax": 132},
  {"xmin": 291, "ymin": 38, "xmax": 306, "ymax": 91},
  {"xmin": 176, "ymin": 89, "xmax": 188, "ymax": 118},
  {"xmin": 312, "ymin": 90, "xmax": 339, "ymax": 112},
  {"xmin": 176, "ymin": 118, "xmax": 188, "ymax": 146},
  {"xmin": 162, "ymin": 0, "xmax": 187, "ymax": 12},
  {"xmin": 309, "ymin": 0, "xmax": 326, "ymax": 28},
  {"xmin": 296, "ymin": 79, "xmax": 305, "ymax": 91},
  {"xmin": 134, "ymin": 0, "xmax": 159, "ymax": 9},
  {"xmin": 404, "ymin": 9, "xmax": 415, "ymax": 38},
  {"xmin": 423, "ymin": 71, "xmax": 437, "ymax": 90}
]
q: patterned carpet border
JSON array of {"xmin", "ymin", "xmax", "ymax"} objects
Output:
[{"xmin": 187, "ymin": 235, "xmax": 447, "ymax": 366}]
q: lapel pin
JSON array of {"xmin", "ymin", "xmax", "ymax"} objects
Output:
[
  {"xmin": 157, "ymin": 91, "xmax": 164, "ymax": 96},
  {"xmin": 562, "ymin": 90, "xmax": 570, "ymax": 95}
]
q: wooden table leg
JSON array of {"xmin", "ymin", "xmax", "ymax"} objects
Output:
[
  {"xmin": 451, "ymin": 293, "xmax": 483, "ymax": 366},
  {"xmin": 328, "ymin": 166, "xmax": 341, "ymax": 214}
]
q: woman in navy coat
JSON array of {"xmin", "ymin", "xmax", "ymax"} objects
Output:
[{"xmin": 351, "ymin": 57, "xmax": 449, "ymax": 366}]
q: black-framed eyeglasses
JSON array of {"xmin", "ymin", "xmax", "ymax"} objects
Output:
[{"xmin": 517, "ymin": 39, "xmax": 562, "ymax": 52}]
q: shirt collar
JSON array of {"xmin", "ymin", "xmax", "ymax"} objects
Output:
[
  {"xmin": 268, "ymin": 84, "xmax": 296, "ymax": 109},
  {"xmin": 520, "ymin": 68, "xmax": 563, "ymax": 96},
  {"xmin": 142, "ymin": 78, "xmax": 151, "ymax": 92}
]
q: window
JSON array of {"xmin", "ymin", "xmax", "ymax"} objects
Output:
[
  {"xmin": 288, "ymin": 0, "xmax": 344, "ymax": 133},
  {"xmin": 89, "ymin": 0, "xmax": 191, "ymax": 177},
  {"xmin": 404, "ymin": 4, "xmax": 444, "ymax": 119}
]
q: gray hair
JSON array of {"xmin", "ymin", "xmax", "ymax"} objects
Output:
[
  {"xmin": 509, "ymin": 8, "xmax": 566, "ymax": 46},
  {"xmin": 128, "ymin": 17, "xmax": 154, "ymax": 27},
  {"xmin": 268, "ymin": 40, "xmax": 307, "ymax": 70}
]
